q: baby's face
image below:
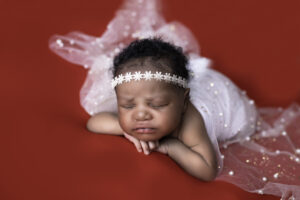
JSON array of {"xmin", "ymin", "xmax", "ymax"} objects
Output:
[{"xmin": 116, "ymin": 77, "xmax": 187, "ymax": 141}]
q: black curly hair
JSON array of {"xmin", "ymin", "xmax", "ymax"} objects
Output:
[{"xmin": 112, "ymin": 37, "xmax": 189, "ymax": 81}]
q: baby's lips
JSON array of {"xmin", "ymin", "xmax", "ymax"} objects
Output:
[{"xmin": 133, "ymin": 128, "xmax": 156, "ymax": 134}]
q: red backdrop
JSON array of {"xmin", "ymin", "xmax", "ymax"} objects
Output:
[{"xmin": 1, "ymin": 0, "xmax": 299, "ymax": 199}]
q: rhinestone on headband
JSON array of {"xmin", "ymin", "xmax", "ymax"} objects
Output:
[{"xmin": 111, "ymin": 71, "xmax": 188, "ymax": 88}]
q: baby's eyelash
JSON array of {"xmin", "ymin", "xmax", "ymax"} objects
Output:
[
  {"xmin": 120, "ymin": 105, "xmax": 135, "ymax": 109},
  {"xmin": 119, "ymin": 103, "xmax": 169, "ymax": 109},
  {"xmin": 149, "ymin": 103, "xmax": 168, "ymax": 108}
]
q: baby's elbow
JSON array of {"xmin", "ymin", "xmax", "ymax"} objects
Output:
[
  {"xmin": 199, "ymin": 169, "xmax": 217, "ymax": 182},
  {"xmin": 86, "ymin": 114, "xmax": 105, "ymax": 133},
  {"xmin": 86, "ymin": 112, "xmax": 122, "ymax": 135},
  {"xmin": 86, "ymin": 117, "xmax": 97, "ymax": 132},
  {"xmin": 206, "ymin": 162, "xmax": 218, "ymax": 181},
  {"xmin": 204, "ymin": 155, "xmax": 219, "ymax": 181},
  {"xmin": 198, "ymin": 163, "xmax": 218, "ymax": 182},
  {"xmin": 206, "ymin": 168, "xmax": 218, "ymax": 182}
]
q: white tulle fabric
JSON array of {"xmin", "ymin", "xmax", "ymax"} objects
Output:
[{"xmin": 49, "ymin": 0, "xmax": 300, "ymax": 199}]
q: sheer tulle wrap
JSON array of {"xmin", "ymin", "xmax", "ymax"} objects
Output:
[{"xmin": 49, "ymin": 0, "xmax": 300, "ymax": 199}]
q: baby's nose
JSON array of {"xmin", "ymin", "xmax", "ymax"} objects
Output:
[{"xmin": 135, "ymin": 110, "xmax": 152, "ymax": 121}]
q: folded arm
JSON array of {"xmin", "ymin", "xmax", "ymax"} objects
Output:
[
  {"xmin": 166, "ymin": 101, "xmax": 218, "ymax": 181},
  {"xmin": 166, "ymin": 139, "xmax": 217, "ymax": 181},
  {"xmin": 86, "ymin": 112, "xmax": 123, "ymax": 135}
]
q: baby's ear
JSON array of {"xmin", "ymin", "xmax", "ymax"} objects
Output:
[
  {"xmin": 183, "ymin": 88, "xmax": 190, "ymax": 111},
  {"xmin": 184, "ymin": 88, "xmax": 190, "ymax": 100}
]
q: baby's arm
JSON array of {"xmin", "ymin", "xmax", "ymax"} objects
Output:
[
  {"xmin": 166, "ymin": 101, "xmax": 218, "ymax": 181},
  {"xmin": 166, "ymin": 139, "xmax": 217, "ymax": 181},
  {"xmin": 86, "ymin": 112, "xmax": 123, "ymax": 135},
  {"xmin": 87, "ymin": 113, "xmax": 160, "ymax": 154}
]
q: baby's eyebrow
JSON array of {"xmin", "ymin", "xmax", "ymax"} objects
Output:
[
  {"xmin": 118, "ymin": 96, "xmax": 167, "ymax": 102},
  {"xmin": 145, "ymin": 95, "xmax": 170, "ymax": 102},
  {"xmin": 118, "ymin": 96, "xmax": 135, "ymax": 102},
  {"xmin": 145, "ymin": 97, "xmax": 163, "ymax": 101}
]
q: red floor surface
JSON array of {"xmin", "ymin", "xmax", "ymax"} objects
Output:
[{"xmin": 1, "ymin": 0, "xmax": 300, "ymax": 199}]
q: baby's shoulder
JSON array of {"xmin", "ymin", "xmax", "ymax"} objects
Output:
[
  {"xmin": 177, "ymin": 101, "xmax": 218, "ymax": 170},
  {"xmin": 177, "ymin": 101, "xmax": 210, "ymax": 148}
]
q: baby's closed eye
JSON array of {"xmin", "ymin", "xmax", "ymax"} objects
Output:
[
  {"xmin": 119, "ymin": 102, "xmax": 169, "ymax": 109},
  {"xmin": 148, "ymin": 103, "xmax": 169, "ymax": 109},
  {"xmin": 120, "ymin": 104, "xmax": 135, "ymax": 109}
]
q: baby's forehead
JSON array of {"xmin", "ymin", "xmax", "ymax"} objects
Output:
[
  {"xmin": 118, "ymin": 93, "xmax": 169, "ymax": 101},
  {"xmin": 118, "ymin": 57, "xmax": 172, "ymax": 74},
  {"xmin": 116, "ymin": 79, "xmax": 179, "ymax": 99}
]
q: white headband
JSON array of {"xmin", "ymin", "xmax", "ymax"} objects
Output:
[{"xmin": 111, "ymin": 71, "xmax": 188, "ymax": 89}]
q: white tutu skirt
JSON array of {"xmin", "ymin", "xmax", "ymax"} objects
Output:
[{"xmin": 49, "ymin": 0, "xmax": 300, "ymax": 199}]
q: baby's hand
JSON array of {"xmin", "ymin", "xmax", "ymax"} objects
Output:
[{"xmin": 123, "ymin": 132, "xmax": 159, "ymax": 155}]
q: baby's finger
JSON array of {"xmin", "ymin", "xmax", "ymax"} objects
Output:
[
  {"xmin": 125, "ymin": 134, "xmax": 136, "ymax": 144},
  {"xmin": 133, "ymin": 140, "xmax": 143, "ymax": 153},
  {"xmin": 148, "ymin": 141, "xmax": 156, "ymax": 150},
  {"xmin": 140, "ymin": 141, "xmax": 150, "ymax": 155},
  {"xmin": 123, "ymin": 132, "xmax": 133, "ymax": 141},
  {"xmin": 124, "ymin": 133, "xmax": 142, "ymax": 152}
]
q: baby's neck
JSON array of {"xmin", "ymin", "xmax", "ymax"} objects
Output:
[{"xmin": 169, "ymin": 124, "xmax": 182, "ymax": 140}]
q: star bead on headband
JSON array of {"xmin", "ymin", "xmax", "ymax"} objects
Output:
[{"xmin": 111, "ymin": 71, "xmax": 188, "ymax": 88}]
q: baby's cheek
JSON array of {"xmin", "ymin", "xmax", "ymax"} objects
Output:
[
  {"xmin": 119, "ymin": 116, "xmax": 132, "ymax": 133},
  {"xmin": 160, "ymin": 115, "xmax": 179, "ymax": 131}
]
